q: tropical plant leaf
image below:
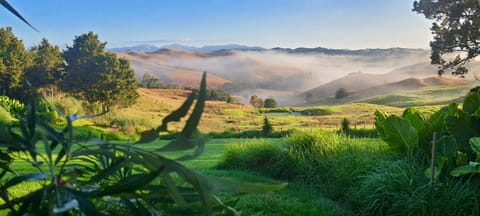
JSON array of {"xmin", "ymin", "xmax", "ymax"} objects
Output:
[
  {"xmin": 136, "ymin": 87, "xmax": 196, "ymax": 144},
  {"xmin": 445, "ymin": 114, "xmax": 479, "ymax": 153},
  {"xmin": 374, "ymin": 110, "xmax": 387, "ymax": 138},
  {"xmin": 469, "ymin": 137, "xmax": 480, "ymax": 155},
  {"xmin": 450, "ymin": 162, "xmax": 480, "ymax": 177},
  {"xmin": 0, "ymin": 0, "xmax": 38, "ymax": 31},
  {"xmin": 438, "ymin": 135, "xmax": 457, "ymax": 158},
  {"xmin": 402, "ymin": 108, "xmax": 430, "ymax": 144},
  {"xmin": 463, "ymin": 92, "xmax": 480, "ymax": 115},
  {"xmin": 4, "ymin": 173, "xmax": 47, "ymax": 189},
  {"xmin": 382, "ymin": 116, "xmax": 419, "ymax": 152}
]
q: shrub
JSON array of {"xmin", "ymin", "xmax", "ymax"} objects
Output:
[
  {"xmin": 264, "ymin": 97, "xmax": 278, "ymax": 108},
  {"xmin": 341, "ymin": 117, "xmax": 350, "ymax": 134},
  {"xmin": 335, "ymin": 88, "xmax": 349, "ymax": 99},
  {"xmin": 301, "ymin": 108, "xmax": 332, "ymax": 116},
  {"xmin": 262, "ymin": 116, "xmax": 273, "ymax": 136}
]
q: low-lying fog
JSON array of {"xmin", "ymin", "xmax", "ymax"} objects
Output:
[{"xmin": 120, "ymin": 48, "xmax": 441, "ymax": 105}]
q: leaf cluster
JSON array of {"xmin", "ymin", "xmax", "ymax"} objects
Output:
[
  {"xmin": 375, "ymin": 90, "xmax": 480, "ymax": 179},
  {"xmin": 413, "ymin": 0, "xmax": 480, "ymax": 77}
]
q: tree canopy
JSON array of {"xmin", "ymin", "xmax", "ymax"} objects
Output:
[
  {"xmin": 0, "ymin": 27, "xmax": 29, "ymax": 98},
  {"xmin": 62, "ymin": 32, "xmax": 138, "ymax": 109},
  {"xmin": 25, "ymin": 38, "xmax": 64, "ymax": 88},
  {"xmin": 413, "ymin": 0, "xmax": 480, "ymax": 77}
]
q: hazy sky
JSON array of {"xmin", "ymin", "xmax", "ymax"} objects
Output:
[{"xmin": 0, "ymin": 0, "xmax": 433, "ymax": 49}]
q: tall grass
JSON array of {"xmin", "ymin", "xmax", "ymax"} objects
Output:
[{"xmin": 218, "ymin": 129, "xmax": 480, "ymax": 215}]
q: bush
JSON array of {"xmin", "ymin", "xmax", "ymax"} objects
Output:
[
  {"xmin": 335, "ymin": 88, "xmax": 349, "ymax": 99},
  {"xmin": 301, "ymin": 108, "xmax": 332, "ymax": 116}
]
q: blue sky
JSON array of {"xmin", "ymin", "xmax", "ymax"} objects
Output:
[{"xmin": 0, "ymin": 0, "xmax": 432, "ymax": 49}]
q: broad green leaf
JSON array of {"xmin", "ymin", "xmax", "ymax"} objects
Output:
[
  {"xmin": 374, "ymin": 110, "xmax": 387, "ymax": 139},
  {"xmin": 438, "ymin": 135, "xmax": 457, "ymax": 158},
  {"xmin": 445, "ymin": 114, "xmax": 479, "ymax": 153},
  {"xmin": 382, "ymin": 116, "xmax": 419, "ymax": 152},
  {"xmin": 463, "ymin": 92, "xmax": 480, "ymax": 115},
  {"xmin": 470, "ymin": 137, "xmax": 480, "ymax": 155},
  {"xmin": 426, "ymin": 106, "xmax": 449, "ymax": 134},
  {"xmin": 181, "ymin": 72, "xmax": 207, "ymax": 139},
  {"xmin": 402, "ymin": 108, "xmax": 430, "ymax": 144},
  {"xmin": 4, "ymin": 173, "xmax": 47, "ymax": 188},
  {"xmin": 450, "ymin": 162, "xmax": 480, "ymax": 177}
]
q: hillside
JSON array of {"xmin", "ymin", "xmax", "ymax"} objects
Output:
[{"xmin": 306, "ymin": 76, "xmax": 475, "ymax": 107}]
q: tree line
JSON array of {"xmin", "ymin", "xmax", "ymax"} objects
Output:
[{"xmin": 0, "ymin": 27, "xmax": 138, "ymax": 110}]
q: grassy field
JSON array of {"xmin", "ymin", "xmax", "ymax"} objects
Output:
[{"xmin": 3, "ymin": 137, "xmax": 351, "ymax": 216}]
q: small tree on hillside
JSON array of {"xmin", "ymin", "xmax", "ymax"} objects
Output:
[
  {"xmin": 335, "ymin": 88, "xmax": 349, "ymax": 99},
  {"xmin": 262, "ymin": 116, "xmax": 273, "ymax": 136},
  {"xmin": 0, "ymin": 27, "xmax": 30, "ymax": 99},
  {"xmin": 250, "ymin": 95, "xmax": 264, "ymax": 108},
  {"xmin": 140, "ymin": 72, "xmax": 162, "ymax": 89},
  {"xmin": 62, "ymin": 32, "xmax": 138, "ymax": 110},
  {"xmin": 264, "ymin": 97, "xmax": 278, "ymax": 108},
  {"xmin": 25, "ymin": 38, "xmax": 64, "ymax": 95},
  {"xmin": 341, "ymin": 117, "xmax": 350, "ymax": 134}
]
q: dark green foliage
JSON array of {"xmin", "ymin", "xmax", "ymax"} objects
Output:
[
  {"xmin": 263, "ymin": 97, "xmax": 278, "ymax": 108},
  {"xmin": 249, "ymin": 95, "xmax": 264, "ymax": 108},
  {"xmin": 0, "ymin": 27, "xmax": 29, "ymax": 99},
  {"xmin": 301, "ymin": 108, "xmax": 332, "ymax": 116},
  {"xmin": 375, "ymin": 91, "xmax": 480, "ymax": 179},
  {"xmin": 262, "ymin": 116, "xmax": 273, "ymax": 136},
  {"xmin": 335, "ymin": 88, "xmax": 348, "ymax": 99},
  {"xmin": 413, "ymin": 0, "xmax": 480, "ymax": 77},
  {"xmin": 139, "ymin": 72, "xmax": 161, "ymax": 89},
  {"xmin": 62, "ymin": 32, "xmax": 138, "ymax": 110},
  {"xmin": 340, "ymin": 118, "xmax": 349, "ymax": 134},
  {"xmin": 205, "ymin": 89, "xmax": 234, "ymax": 103},
  {"xmin": 25, "ymin": 38, "xmax": 64, "ymax": 89}
]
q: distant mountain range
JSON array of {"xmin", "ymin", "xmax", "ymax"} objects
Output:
[
  {"xmin": 108, "ymin": 44, "xmax": 265, "ymax": 53},
  {"xmin": 108, "ymin": 44, "xmax": 429, "ymax": 56}
]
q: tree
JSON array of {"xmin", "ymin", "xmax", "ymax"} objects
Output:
[
  {"xmin": 140, "ymin": 72, "xmax": 161, "ymax": 88},
  {"xmin": 0, "ymin": 27, "xmax": 29, "ymax": 99},
  {"xmin": 413, "ymin": 0, "xmax": 480, "ymax": 77},
  {"xmin": 262, "ymin": 116, "xmax": 273, "ymax": 136},
  {"xmin": 62, "ymin": 32, "xmax": 138, "ymax": 109},
  {"xmin": 264, "ymin": 97, "xmax": 278, "ymax": 108},
  {"xmin": 250, "ymin": 95, "xmax": 264, "ymax": 108},
  {"xmin": 341, "ymin": 117, "xmax": 350, "ymax": 134},
  {"xmin": 335, "ymin": 88, "xmax": 349, "ymax": 99},
  {"xmin": 25, "ymin": 38, "xmax": 64, "ymax": 90}
]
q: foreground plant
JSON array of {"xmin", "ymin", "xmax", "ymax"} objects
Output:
[
  {"xmin": 375, "ymin": 89, "xmax": 480, "ymax": 179},
  {"xmin": 0, "ymin": 72, "xmax": 285, "ymax": 215}
]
